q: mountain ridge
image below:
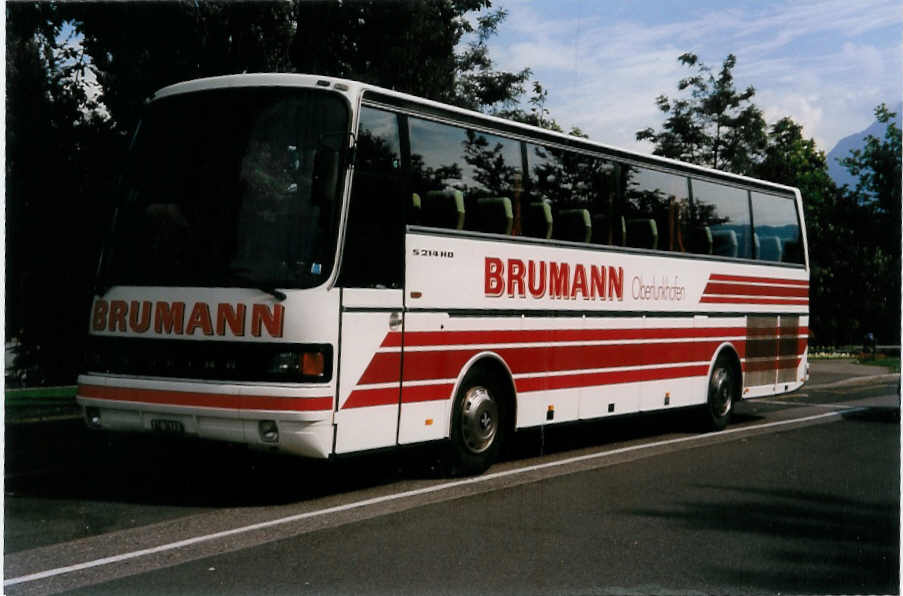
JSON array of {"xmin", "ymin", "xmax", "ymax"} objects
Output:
[{"xmin": 826, "ymin": 102, "xmax": 902, "ymax": 189}]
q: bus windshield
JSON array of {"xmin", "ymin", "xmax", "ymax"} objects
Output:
[{"xmin": 103, "ymin": 87, "xmax": 349, "ymax": 289}]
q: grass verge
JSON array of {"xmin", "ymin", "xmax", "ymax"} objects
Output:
[
  {"xmin": 5, "ymin": 385, "xmax": 79, "ymax": 422},
  {"xmin": 856, "ymin": 356, "xmax": 901, "ymax": 373}
]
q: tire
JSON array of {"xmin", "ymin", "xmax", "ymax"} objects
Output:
[
  {"xmin": 703, "ymin": 354, "xmax": 737, "ymax": 431},
  {"xmin": 447, "ymin": 368, "xmax": 506, "ymax": 476}
]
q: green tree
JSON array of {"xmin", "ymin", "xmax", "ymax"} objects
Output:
[
  {"xmin": 636, "ymin": 53, "xmax": 767, "ymax": 174},
  {"xmin": 840, "ymin": 104, "xmax": 902, "ymax": 235},
  {"xmin": 69, "ymin": 1, "xmax": 534, "ymax": 136},
  {"xmin": 754, "ymin": 118, "xmax": 856, "ymax": 344},
  {"xmin": 7, "ymin": 1, "xmax": 543, "ymax": 384},
  {"xmin": 272, "ymin": 1, "xmax": 533, "ymax": 115},
  {"xmin": 452, "ymin": 6, "xmax": 532, "ymax": 112},
  {"xmin": 6, "ymin": 3, "xmax": 118, "ymax": 382},
  {"xmin": 70, "ymin": 1, "xmax": 296, "ymax": 136},
  {"xmin": 637, "ymin": 52, "xmax": 901, "ymax": 345},
  {"xmin": 839, "ymin": 105, "xmax": 902, "ymax": 344}
]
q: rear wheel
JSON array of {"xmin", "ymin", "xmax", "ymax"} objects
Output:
[
  {"xmin": 447, "ymin": 368, "xmax": 506, "ymax": 475},
  {"xmin": 703, "ymin": 354, "xmax": 737, "ymax": 431}
]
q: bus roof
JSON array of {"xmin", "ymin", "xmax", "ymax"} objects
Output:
[{"xmin": 152, "ymin": 73, "xmax": 801, "ymax": 197}]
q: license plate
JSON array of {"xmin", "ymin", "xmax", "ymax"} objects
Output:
[{"xmin": 151, "ymin": 419, "xmax": 184, "ymax": 434}]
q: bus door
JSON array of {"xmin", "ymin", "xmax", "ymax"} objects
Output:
[
  {"xmin": 334, "ymin": 288, "xmax": 404, "ymax": 453},
  {"xmin": 397, "ymin": 231, "xmax": 456, "ymax": 446}
]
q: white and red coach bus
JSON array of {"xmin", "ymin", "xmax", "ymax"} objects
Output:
[{"xmin": 78, "ymin": 74, "xmax": 809, "ymax": 474}]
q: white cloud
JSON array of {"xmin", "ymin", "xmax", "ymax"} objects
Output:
[{"xmin": 488, "ymin": 0, "xmax": 903, "ymax": 154}]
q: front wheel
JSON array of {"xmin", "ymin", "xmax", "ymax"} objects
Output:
[
  {"xmin": 703, "ymin": 355, "xmax": 737, "ymax": 431},
  {"xmin": 447, "ymin": 369, "xmax": 506, "ymax": 475}
]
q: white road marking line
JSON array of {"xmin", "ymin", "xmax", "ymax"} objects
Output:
[
  {"xmin": 755, "ymin": 398, "xmax": 843, "ymax": 408},
  {"xmin": 4, "ymin": 406, "xmax": 863, "ymax": 587}
]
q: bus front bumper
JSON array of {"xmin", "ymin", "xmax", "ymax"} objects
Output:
[{"xmin": 76, "ymin": 374, "xmax": 335, "ymax": 458}]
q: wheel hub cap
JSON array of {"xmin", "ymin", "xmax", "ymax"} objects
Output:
[
  {"xmin": 461, "ymin": 386, "xmax": 498, "ymax": 454},
  {"xmin": 711, "ymin": 368, "xmax": 733, "ymax": 417}
]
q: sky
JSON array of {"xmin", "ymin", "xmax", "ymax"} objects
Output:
[{"xmin": 482, "ymin": 0, "xmax": 903, "ymax": 155}]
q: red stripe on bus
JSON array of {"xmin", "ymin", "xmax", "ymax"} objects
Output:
[
  {"xmin": 78, "ymin": 384, "xmax": 333, "ymax": 411},
  {"xmin": 342, "ymin": 386, "xmax": 399, "ymax": 409},
  {"xmin": 344, "ymin": 351, "xmax": 807, "ymax": 408},
  {"xmin": 515, "ymin": 364, "xmax": 710, "ymax": 393},
  {"xmin": 358, "ymin": 352, "xmax": 402, "ymax": 385},
  {"xmin": 341, "ymin": 383, "xmax": 455, "ymax": 409},
  {"xmin": 744, "ymin": 357, "xmax": 802, "ymax": 372},
  {"xmin": 397, "ymin": 340, "xmax": 737, "ymax": 384},
  {"xmin": 366, "ymin": 335, "xmax": 749, "ymax": 385},
  {"xmin": 700, "ymin": 296, "xmax": 808, "ymax": 306},
  {"xmin": 709, "ymin": 274, "xmax": 809, "ymax": 286},
  {"xmin": 703, "ymin": 282, "xmax": 809, "ymax": 298},
  {"xmin": 380, "ymin": 333, "xmax": 403, "ymax": 348},
  {"xmin": 348, "ymin": 363, "xmax": 716, "ymax": 408},
  {"xmin": 745, "ymin": 327, "xmax": 810, "ymax": 338},
  {"xmin": 382, "ymin": 326, "xmax": 755, "ymax": 349},
  {"xmin": 402, "ymin": 383, "xmax": 455, "ymax": 404},
  {"xmin": 363, "ymin": 329, "xmax": 808, "ymax": 385}
]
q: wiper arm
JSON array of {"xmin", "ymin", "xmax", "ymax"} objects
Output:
[
  {"xmin": 256, "ymin": 286, "xmax": 287, "ymax": 301},
  {"xmin": 226, "ymin": 269, "xmax": 287, "ymax": 301}
]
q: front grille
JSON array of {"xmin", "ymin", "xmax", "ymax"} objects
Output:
[{"xmin": 84, "ymin": 336, "xmax": 332, "ymax": 383}]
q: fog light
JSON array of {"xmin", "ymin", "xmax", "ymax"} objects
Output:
[
  {"xmin": 86, "ymin": 407, "xmax": 102, "ymax": 428},
  {"xmin": 258, "ymin": 420, "xmax": 279, "ymax": 443}
]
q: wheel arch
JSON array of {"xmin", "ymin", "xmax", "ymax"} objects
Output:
[
  {"xmin": 446, "ymin": 351, "xmax": 517, "ymax": 437},
  {"xmin": 708, "ymin": 341, "xmax": 743, "ymax": 396}
]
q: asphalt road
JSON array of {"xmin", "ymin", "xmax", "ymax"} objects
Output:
[{"xmin": 4, "ymin": 373, "xmax": 899, "ymax": 595}]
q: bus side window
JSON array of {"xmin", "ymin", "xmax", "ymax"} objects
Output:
[
  {"xmin": 460, "ymin": 129, "xmax": 523, "ymax": 235},
  {"xmin": 751, "ymin": 191, "xmax": 804, "ymax": 264},
  {"xmin": 590, "ymin": 160, "xmax": 623, "ymax": 246},
  {"xmin": 338, "ymin": 107, "xmax": 405, "ymax": 288},
  {"xmin": 409, "ymin": 117, "xmax": 467, "ymax": 231},
  {"xmin": 524, "ymin": 143, "xmax": 556, "ymax": 239},
  {"xmin": 527, "ymin": 143, "xmax": 588, "ymax": 240},
  {"xmin": 690, "ymin": 178, "xmax": 752, "ymax": 259},
  {"xmin": 622, "ymin": 165, "xmax": 689, "ymax": 252}
]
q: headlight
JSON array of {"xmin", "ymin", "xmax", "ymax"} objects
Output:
[{"xmin": 264, "ymin": 346, "xmax": 330, "ymax": 381}]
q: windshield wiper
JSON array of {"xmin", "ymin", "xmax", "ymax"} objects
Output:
[
  {"xmin": 226, "ymin": 270, "xmax": 287, "ymax": 301},
  {"xmin": 256, "ymin": 286, "xmax": 287, "ymax": 301}
]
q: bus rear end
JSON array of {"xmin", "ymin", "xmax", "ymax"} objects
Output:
[{"xmin": 77, "ymin": 75, "xmax": 352, "ymax": 458}]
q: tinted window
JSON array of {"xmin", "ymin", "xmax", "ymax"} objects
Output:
[
  {"xmin": 691, "ymin": 179, "xmax": 752, "ymax": 259},
  {"xmin": 525, "ymin": 144, "xmax": 600, "ymax": 242},
  {"xmin": 409, "ymin": 118, "xmax": 524, "ymax": 234},
  {"xmin": 409, "ymin": 118, "xmax": 468, "ymax": 193},
  {"xmin": 461, "ymin": 130, "xmax": 523, "ymax": 234},
  {"xmin": 339, "ymin": 107, "xmax": 406, "ymax": 287},
  {"xmin": 751, "ymin": 191, "xmax": 803, "ymax": 263},
  {"xmin": 623, "ymin": 166, "xmax": 689, "ymax": 251},
  {"xmin": 589, "ymin": 159, "xmax": 622, "ymax": 246},
  {"xmin": 355, "ymin": 107, "xmax": 401, "ymax": 172}
]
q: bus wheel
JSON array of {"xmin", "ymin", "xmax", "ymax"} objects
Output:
[
  {"xmin": 704, "ymin": 355, "xmax": 736, "ymax": 431},
  {"xmin": 447, "ymin": 369, "xmax": 505, "ymax": 475}
]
